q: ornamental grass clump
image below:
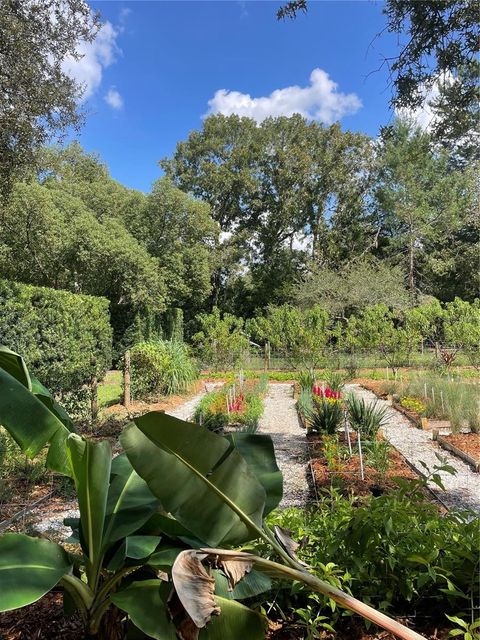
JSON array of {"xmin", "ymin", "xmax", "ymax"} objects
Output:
[
  {"xmin": 311, "ymin": 395, "xmax": 343, "ymax": 435},
  {"xmin": 346, "ymin": 394, "xmax": 388, "ymax": 439},
  {"xmin": 130, "ymin": 340, "xmax": 198, "ymax": 398}
]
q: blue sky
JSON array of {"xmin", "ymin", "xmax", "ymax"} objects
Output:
[{"xmin": 72, "ymin": 1, "xmax": 402, "ymax": 192}]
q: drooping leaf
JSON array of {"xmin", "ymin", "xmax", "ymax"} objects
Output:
[
  {"xmin": 273, "ymin": 525, "xmax": 307, "ymax": 566},
  {"xmin": 224, "ymin": 433, "xmax": 283, "ymax": 516},
  {"xmin": 0, "ymin": 365, "xmax": 72, "ymax": 475},
  {"xmin": 172, "ymin": 550, "xmax": 220, "ymax": 628},
  {"xmin": 0, "ymin": 533, "xmax": 71, "ymax": 612},
  {"xmin": 30, "ymin": 375, "xmax": 75, "ymax": 433},
  {"xmin": 0, "ymin": 346, "xmax": 31, "ymax": 388},
  {"xmin": 66, "ymin": 434, "xmax": 111, "ymax": 586},
  {"xmin": 121, "ymin": 412, "xmax": 266, "ymax": 546},
  {"xmin": 112, "ymin": 579, "xmax": 177, "ymax": 640}
]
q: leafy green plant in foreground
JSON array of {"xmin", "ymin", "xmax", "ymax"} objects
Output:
[{"xmin": 0, "ymin": 348, "xmax": 429, "ymax": 639}]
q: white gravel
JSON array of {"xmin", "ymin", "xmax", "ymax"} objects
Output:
[
  {"xmin": 345, "ymin": 383, "xmax": 480, "ymax": 513},
  {"xmin": 258, "ymin": 384, "xmax": 309, "ymax": 508}
]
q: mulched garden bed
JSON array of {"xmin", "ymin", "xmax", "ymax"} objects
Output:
[
  {"xmin": 306, "ymin": 432, "xmax": 417, "ymax": 498},
  {"xmin": 441, "ymin": 433, "xmax": 480, "ymax": 461},
  {"xmin": 0, "ymin": 593, "xmax": 84, "ymax": 640}
]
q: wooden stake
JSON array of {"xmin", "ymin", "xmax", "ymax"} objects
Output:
[
  {"xmin": 344, "ymin": 410, "xmax": 352, "ymax": 456},
  {"xmin": 123, "ymin": 351, "xmax": 131, "ymax": 409}
]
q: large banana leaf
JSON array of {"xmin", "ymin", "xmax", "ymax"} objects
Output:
[
  {"xmin": 0, "ymin": 347, "xmax": 74, "ymax": 476},
  {"xmin": 224, "ymin": 433, "xmax": 283, "ymax": 516},
  {"xmin": 102, "ymin": 454, "xmax": 160, "ymax": 549},
  {"xmin": 0, "ymin": 533, "xmax": 71, "ymax": 612},
  {"xmin": 66, "ymin": 435, "xmax": 111, "ymax": 588},
  {"xmin": 121, "ymin": 412, "xmax": 267, "ymax": 547},
  {"xmin": 111, "ymin": 579, "xmax": 177, "ymax": 640},
  {"xmin": 0, "ymin": 346, "xmax": 31, "ymax": 387},
  {"xmin": 200, "ymin": 597, "xmax": 266, "ymax": 639}
]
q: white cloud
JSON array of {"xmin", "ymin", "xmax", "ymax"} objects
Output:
[
  {"xmin": 104, "ymin": 87, "xmax": 123, "ymax": 110},
  {"xmin": 205, "ymin": 68, "xmax": 362, "ymax": 124},
  {"xmin": 395, "ymin": 73, "xmax": 454, "ymax": 131},
  {"xmin": 62, "ymin": 20, "xmax": 120, "ymax": 101}
]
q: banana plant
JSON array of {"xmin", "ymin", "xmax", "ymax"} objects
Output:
[
  {"xmin": 0, "ymin": 346, "xmax": 75, "ymax": 475},
  {"xmin": 0, "ymin": 352, "xmax": 425, "ymax": 639}
]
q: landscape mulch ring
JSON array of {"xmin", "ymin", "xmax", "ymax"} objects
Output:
[
  {"xmin": 306, "ymin": 433, "xmax": 417, "ymax": 498},
  {"xmin": 441, "ymin": 432, "xmax": 480, "ymax": 462}
]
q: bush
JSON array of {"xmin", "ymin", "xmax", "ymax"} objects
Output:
[
  {"xmin": 129, "ymin": 340, "xmax": 198, "ymax": 398},
  {"xmin": 346, "ymin": 394, "xmax": 388, "ymax": 439},
  {"xmin": 266, "ymin": 486, "xmax": 480, "ymax": 629},
  {"xmin": 0, "ymin": 279, "xmax": 112, "ymax": 396}
]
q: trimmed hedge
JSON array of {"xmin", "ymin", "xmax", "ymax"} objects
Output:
[{"xmin": 0, "ymin": 280, "xmax": 112, "ymax": 394}]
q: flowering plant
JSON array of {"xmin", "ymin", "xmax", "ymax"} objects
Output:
[{"xmin": 313, "ymin": 385, "xmax": 341, "ymax": 400}]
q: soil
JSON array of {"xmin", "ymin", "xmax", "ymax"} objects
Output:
[
  {"xmin": 306, "ymin": 432, "xmax": 417, "ymax": 498},
  {"xmin": 353, "ymin": 378, "xmax": 389, "ymax": 398},
  {"xmin": 442, "ymin": 432, "xmax": 480, "ymax": 461},
  {"xmin": 0, "ymin": 479, "xmax": 54, "ymax": 523},
  {"xmin": 0, "ymin": 593, "xmax": 84, "ymax": 640}
]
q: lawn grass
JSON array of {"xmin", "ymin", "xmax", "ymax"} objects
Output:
[{"xmin": 98, "ymin": 370, "xmax": 123, "ymax": 408}]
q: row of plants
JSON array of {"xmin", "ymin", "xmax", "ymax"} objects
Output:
[
  {"xmin": 390, "ymin": 374, "xmax": 480, "ymax": 434},
  {"xmin": 194, "ymin": 298, "xmax": 480, "ymax": 373},
  {"xmin": 0, "ymin": 346, "xmax": 429, "ymax": 640},
  {"xmin": 194, "ymin": 374, "xmax": 268, "ymax": 433}
]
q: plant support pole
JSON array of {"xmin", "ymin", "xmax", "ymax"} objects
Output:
[
  {"xmin": 123, "ymin": 350, "xmax": 131, "ymax": 409},
  {"xmin": 344, "ymin": 410, "xmax": 352, "ymax": 456},
  {"xmin": 357, "ymin": 431, "xmax": 364, "ymax": 480}
]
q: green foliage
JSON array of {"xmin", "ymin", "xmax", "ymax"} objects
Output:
[
  {"xmin": 296, "ymin": 389, "xmax": 314, "ymax": 427},
  {"xmin": 296, "ymin": 257, "xmax": 410, "ymax": 315},
  {"xmin": 193, "ymin": 307, "xmax": 249, "ymax": 370},
  {"xmin": 0, "ymin": 280, "xmax": 112, "ymax": 398},
  {"xmin": 298, "ymin": 369, "xmax": 315, "ymax": 391},
  {"xmin": 0, "ymin": 1, "xmax": 99, "ymax": 197},
  {"xmin": 249, "ymin": 304, "xmax": 330, "ymax": 370},
  {"xmin": 384, "ymin": 0, "xmax": 478, "ymax": 164},
  {"xmin": 267, "ymin": 486, "xmax": 480, "ymax": 625},
  {"xmin": 310, "ymin": 397, "xmax": 343, "ymax": 435},
  {"xmin": 401, "ymin": 375, "xmax": 480, "ymax": 434},
  {"xmin": 346, "ymin": 394, "xmax": 389, "ymax": 439},
  {"xmin": 129, "ymin": 341, "xmax": 197, "ymax": 399},
  {"xmin": 323, "ymin": 370, "xmax": 347, "ymax": 393},
  {"xmin": 400, "ymin": 396, "xmax": 427, "ymax": 416},
  {"xmin": 444, "ymin": 298, "xmax": 480, "ymax": 369},
  {"xmin": 195, "ymin": 379, "xmax": 266, "ymax": 433}
]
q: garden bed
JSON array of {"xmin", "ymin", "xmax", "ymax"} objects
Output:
[
  {"xmin": 307, "ymin": 432, "xmax": 417, "ymax": 498},
  {"xmin": 433, "ymin": 432, "xmax": 480, "ymax": 472}
]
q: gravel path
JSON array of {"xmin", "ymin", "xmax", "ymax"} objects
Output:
[
  {"xmin": 258, "ymin": 384, "xmax": 309, "ymax": 508},
  {"xmin": 345, "ymin": 383, "xmax": 480, "ymax": 513}
]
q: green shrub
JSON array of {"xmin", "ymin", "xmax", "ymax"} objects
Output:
[
  {"xmin": 0, "ymin": 279, "xmax": 112, "ymax": 401},
  {"xmin": 346, "ymin": 394, "xmax": 388, "ymax": 439},
  {"xmin": 400, "ymin": 396, "xmax": 428, "ymax": 415},
  {"xmin": 130, "ymin": 340, "xmax": 197, "ymax": 398},
  {"xmin": 266, "ymin": 486, "xmax": 480, "ymax": 629},
  {"xmin": 323, "ymin": 370, "xmax": 347, "ymax": 392},
  {"xmin": 404, "ymin": 375, "xmax": 480, "ymax": 433}
]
